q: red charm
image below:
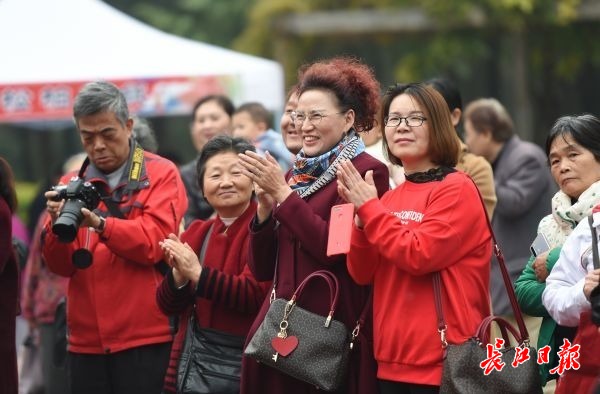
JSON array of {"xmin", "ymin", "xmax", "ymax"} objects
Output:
[{"xmin": 271, "ymin": 336, "xmax": 299, "ymax": 357}]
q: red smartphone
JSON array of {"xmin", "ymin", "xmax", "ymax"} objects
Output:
[{"xmin": 327, "ymin": 203, "xmax": 355, "ymax": 256}]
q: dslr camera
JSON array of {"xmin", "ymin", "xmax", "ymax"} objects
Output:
[{"xmin": 51, "ymin": 177, "xmax": 101, "ymax": 243}]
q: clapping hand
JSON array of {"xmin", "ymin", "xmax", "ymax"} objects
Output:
[{"xmin": 159, "ymin": 233, "xmax": 202, "ymax": 287}]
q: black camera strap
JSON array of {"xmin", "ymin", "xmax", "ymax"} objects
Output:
[
  {"xmin": 588, "ymin": 215, "xmax": 599, "ymax": 269},
  {"xmin": 96, "ymin": 187, "xmax": 125, "ymax": 219},
  {"xmin": 77, "ymin": 155, "xmax": 170, "ymax": 275}
]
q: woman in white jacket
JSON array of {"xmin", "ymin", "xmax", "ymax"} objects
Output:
[{"xmin": 542, "ymin": 114, "xmax": 600, "ymax": 394}]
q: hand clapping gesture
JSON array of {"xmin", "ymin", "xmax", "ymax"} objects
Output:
[
  {"xmin": 238, "ymin": 150, "xmax": 292, "ymax": 222},
  {"xmin": 159, "ymin": 233, "xmax": 202, "ymax": 287}
]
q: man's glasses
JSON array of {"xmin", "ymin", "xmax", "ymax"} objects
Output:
[
  {"xmin": 291, "ymin": 111, "xmax": 345, "ymax": 127},
  {"xmin": 384, "ymin": 115, "xmax": 427, "ymax": 128}
]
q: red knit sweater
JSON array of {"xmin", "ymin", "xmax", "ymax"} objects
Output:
[{"xmin": 157, "ymin": 201, "xmax": 271, "ymax": 393}]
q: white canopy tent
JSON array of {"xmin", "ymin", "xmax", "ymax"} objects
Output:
[{"xmin": 0, "ymin": 0, "xmax": 284, "ymax": 121}]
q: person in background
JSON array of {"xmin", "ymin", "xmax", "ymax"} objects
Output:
[
  {"xmin": 21, "ymin": 152, "xmax": 87, "ymax": 394},
  {"xmin": 131, "ymin": 115, "xmax": 158, "ymax": 153},
  {"xmin": 239, "ymin": 57, "xmax": 389, "ymax": 394},
  {"xmin": 542, "ymin": 198, "xmax": 600, "ymax": 394},
  {"xmin": 0, "ymin": 156, "xmax": 19, "ymax": 394},
  {"xmin": 516, "ymin": 114, "xmax": 600, "ymax": 389},
  {"xmin": 233, "ymin": 102, "xmax": 293, "ymax": 171},
  {"xmin": 11, "ymin": 215, "xmax": 29, "ymax": 255},
  {"xmin": 43, "ymin": 81, "xmax": 187, "ymax": 394},
  {"xmin": 338, "ymin": 83, "xmax": 492, "ymax": 394},
  {"xmin": 427, "ymin": 78, "xmax": 496, "ymax": 218},
  {"xmin": 180, "ymin": 95, "xmax": 234, "ymax": 225},
  {"xmin": 464, "ymin": 98, "xmax": 555, "ymax": 332},
  {"xmin": 157, "ymin": 135, "xmax": 270, "ymax": 393},
  {"xmin": 280, "ymin": 86, "xmax": 302, "ymax": 155}
]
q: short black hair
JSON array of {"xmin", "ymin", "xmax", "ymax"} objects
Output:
[
  {"xmin": 546, "ymin": 114, "xmax": 600, "ymax": 162},
  {"xmin": 426, "ymin": 77, "xmax": 463, "ymax": 112},
  {"xmin": 195, "ymin": 135, "xmax": 255, "ymax": 194},
  {"xmin": 191, "ymin": 95, "xmax": 235, "ymax": 121},
  {"xmin": 234, "ymin": 102, "xmax": 272, "ymax": 129}
]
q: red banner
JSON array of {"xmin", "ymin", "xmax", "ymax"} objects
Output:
[{"xmin": 0, "ymin": 75, "xmax": 238, "ymax": 123}]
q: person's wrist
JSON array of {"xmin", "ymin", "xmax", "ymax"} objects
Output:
[
  {"xmin": 257, "ymin": 206, "xmax": 272, "ymax": 223},
  {"xmin": 94, "ymin": 216, "xmax": 106, "ymax": 233},
  {"xmin": 274, "ymin": 187, "xmax": 292, "ymax": 203},
  {"xmin": 172, "ymin": 269, "xmax": 187, "ymax": 288},
  {"xmin": 176, "ymin": 279, "xmax": 190, "ymax": 290}
]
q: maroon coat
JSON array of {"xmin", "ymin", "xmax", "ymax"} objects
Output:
[
  {"xmin": 0, "ymin": 197, "xmax": 18, "ymax": 394},
  {"xmin": 241, "ymin": 152, "xmax": 389, "ymax": 394}
]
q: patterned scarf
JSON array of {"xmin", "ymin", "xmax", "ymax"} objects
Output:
[
  {"xmin": 538, "ymin": 180, "xmax": 600, "ymax": 248},
  {"xmin": 288, "ymin": 129, "xmax": 365, "ymax": 199}
]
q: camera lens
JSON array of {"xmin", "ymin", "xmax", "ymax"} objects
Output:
[{"xmin": 52, "ymin": 199, "xmax": 86, "ymax": 243}]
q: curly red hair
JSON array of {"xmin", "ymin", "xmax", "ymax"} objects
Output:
[{"xmin": 297, "ymin": 57, "xmax": 380, "ymax": 133}]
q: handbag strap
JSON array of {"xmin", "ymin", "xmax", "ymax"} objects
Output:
[
  {"xmin": 199, "ymin": 224, "xmax": 213, "ymax": 264},
  {"xmin": 292, "ymin": 270, "xmax": 339, "ymax": 317},
  {"xmin": 433, "ymin": 177, "xmax": 530, "ymax": 347},
  {"xmin": 288, "ymin": 269, "xmax": 372, "ymax": 344},
  {"xmin": 589, "ymin": 215, "xmax": 599, "ymax": 269},
  {"xmin": 190, "ymin": 224, "xmax": 214, "ymax": 327},
  {"xmin": 432, "ymin": 272, "xmax": 448, "ymax": 348},
  {"xmin": 269, "ymin": 238, "xmax": 279, "ymax": 304}
]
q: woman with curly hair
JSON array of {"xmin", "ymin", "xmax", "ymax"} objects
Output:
[{"xmin": 239, "ymin": 57, "xmax": 389, "ymax": 394}]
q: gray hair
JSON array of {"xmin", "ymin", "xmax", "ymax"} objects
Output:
[
  {"xmin": 73, "ymin": 81, "xmax": 129, "ymax": 126},
  {"xmin": 132, "ymin": 116, "xmax": 158, "ymax": 153},
  {"xmin": 62, "ymin": 152, "xmax": 88, "ymax": 174}
]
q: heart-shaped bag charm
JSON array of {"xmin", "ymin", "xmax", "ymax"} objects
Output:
[{"xmin": 271, "ymin": 335, "xmax": 299, "ymax": 357}]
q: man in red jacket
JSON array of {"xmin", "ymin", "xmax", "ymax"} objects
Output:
[{"xmin": 43, "ymin": 81, "xmax": 187, "ymax": 394}]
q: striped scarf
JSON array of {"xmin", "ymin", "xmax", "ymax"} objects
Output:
[{"xmin": 288, "ymin": 129, "xmax": 364, "ymax": 199}]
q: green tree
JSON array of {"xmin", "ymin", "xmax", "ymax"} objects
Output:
[
  {"xmin": 105, "ymin": 0, "xmax": 254, "ymax": 48},
  {"xmin": 233, "ymin": 0, "xmax": 600, "ymax": 141}
]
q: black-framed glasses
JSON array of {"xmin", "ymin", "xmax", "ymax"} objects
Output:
[
  {"xmin": 384, "ymin": 115, "xmax": 427, "ymax": 127},
  {"xmin": 291, "ymin": 111, "xmax": 345, "ymax": 127}
]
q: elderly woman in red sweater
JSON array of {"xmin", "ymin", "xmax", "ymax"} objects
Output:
[{"xmin": 156, "ymin": 135, "xmax": 271, "ymax": 394}]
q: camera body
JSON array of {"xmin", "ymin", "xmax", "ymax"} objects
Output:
[{"xmin": 51, "ymin": 177, "xmax": 101, "ymax": 243}]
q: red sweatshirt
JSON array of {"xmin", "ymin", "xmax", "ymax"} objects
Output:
[{"xmin": 347, "ymin": 171, "xmax": 491, "ymax": 385}]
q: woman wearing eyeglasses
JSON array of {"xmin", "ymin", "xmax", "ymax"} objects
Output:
[
  {"xmin": 337, "ymin": 83, "xmax": 492, "ymax": 394},
  {"xmin": 238, "ymin": 57, "xmax": 389, "ymax": 394}
]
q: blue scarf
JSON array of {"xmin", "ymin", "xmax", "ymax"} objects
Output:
[{"xmin": 288, "ymin": 130, "xmax": 365, "ymax": 199}]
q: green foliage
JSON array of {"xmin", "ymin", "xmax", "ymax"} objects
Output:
[
  {"xmin": 230, "ymin": 0, "xmax": 591, "ymax": 86},
  {"xmin": 106, "ymin": 0, "xmax": 254, "ymax": 47}
]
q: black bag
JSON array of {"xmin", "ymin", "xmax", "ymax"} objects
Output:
[
  {"xmin": 244, "ymin": 270, "xmax": 357, "ymax": 392},
  {"xmin": 176, "ymin": 313, "xmax": 244, "ymax": 394}
]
